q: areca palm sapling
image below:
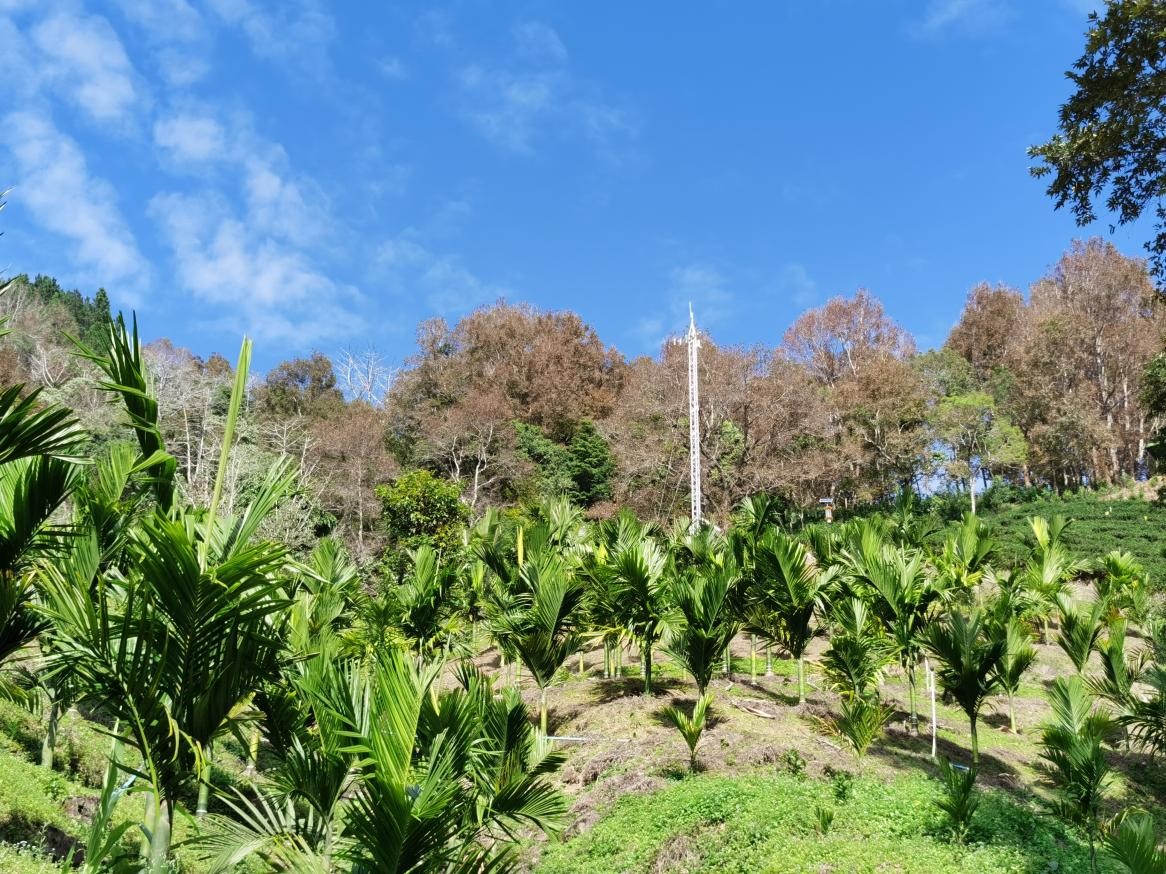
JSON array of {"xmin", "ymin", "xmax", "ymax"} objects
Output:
[
  {"xmin": 666, "ymin": 559, "xmax": 741, "ymax": 697},
  {"xmin": 925, "ymin": 610, "xmax": 1005, "ymax": 764},
  {"xmin": 744, "ymin": 532, "xmax": 834, "ymax": 703},
  {"xmin": 856, "ymin": 544, "xmax": 937, "ymax": 733},
  {"xmin": 936, "ymin": 759, "xmax": 980, "ymax": 844},
  {"xmin": 492, "ymin": 552, "xmax": 585, "ymax": 733},
  {"xmin": 1039, "ymin": 676, "xmax": 1117, "ymax": 874},
  {"xmin": 1124, "ymin": 664, "xmax": 1166, "ymax": 757},
  {"xmin": 1095, "ymin": 550, "xmax": 1149, "ymax": 621},
  {"xmin": 604, "ymin": 521, "xmax": 670, "ymax": 694},
  {"xmin": 390, "ymin": 545, "xmax": 460, "ymax": 664},
  {"xmin": 990, "ymin": 617, "xmax": 1037, "ymax": 734},
  {"xmin": 1056, "ymin": 595, "xmax": 1105, "ymax": 675},
  {"xmin": 659, "ymin": 693, "xmax": 713, "ymax": 772},
  {"xmin": 200, "ymin": 655, "xmax": 566, "ymax": 873},
  {"xmin": 40, "ymin": 329, "xmax": 296, "ymax": 870},
  {"xmin": 0, "ymin": 382, "xmax": 86, "ymax": 698},
  {"xmin": 828, "ymin": 695, "xmax": 893, "ymax": 760},
  {"xmin": 1103, "ymin": 809, "xmax": 1166, "ymax": 874},
  {"xmin": 932, "ymin": 512, "xmax": 995, "ymax": 592},
  {"xmin": 1020, "ymin": 516, "xmax": 1087, "ymax": 643},
  {"xmin": 1088, "ymin": 620, "xmax": 1146, "ymax": 721},
  {"xmin": 821, "ymin": 597, "xmax": 893, "ymax": 702}
]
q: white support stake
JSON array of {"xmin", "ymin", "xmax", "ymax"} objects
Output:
[{"xmin": 926, "ymin": 657, "xmax": 937, "ymax": 760}]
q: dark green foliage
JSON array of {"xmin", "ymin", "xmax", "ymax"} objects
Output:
[
  {"xmin": 925, "ymin": 610, "xmax": 1005, "ymax": 764},
  {"xmin": 377, "ymin": 469, "xmax": 469, "ymax": 566},
  {"xmin": 256, "ymin": 352, "xmax": 345, "ymax": 420},
  {"xmin": 1028, "ymin": 1, "xmax": 1166, "ymax": 279},
  {"xmin": 515, "ymin": 420, "xmax": 615, "ymax": 507},
  {"xmin": 936, "ymin": 760, "xmax": 980, "ymax": 844},
  {"xmin": 1103, "ymin": 809, "xmax": 1166, "ymax": 874},
  {"xmin": 1040, "ymin": 677, "xmax": 1117, "ymax": 873},
  {"xmin": 5, "ymin": 275, "xmax": 112, "ymax": 350},
  {"xmin": 827, "ymin": 695, "xmax": 892, "ymax": 760},
  {"xmin": 666, "ymin": 560, "xmax": 740, "ymax": 696}
]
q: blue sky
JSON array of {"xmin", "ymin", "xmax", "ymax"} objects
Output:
[{"xmin": 0, "ymin": 0, "xmax": 1142, "ymax": 371}]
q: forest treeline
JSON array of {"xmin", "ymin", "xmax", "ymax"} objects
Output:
[{"xmin": 2, "ymin": 236, "xmax": 1164, "ymax": 564}]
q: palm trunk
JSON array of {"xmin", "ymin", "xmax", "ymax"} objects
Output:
[
  {"xmin": 907, "ymin": 661, "xmax": 918, "ymax": 735},
  {"xmin": 797, "ymin": 655, "xmax": 806, "ymax": 704},
  {"xmin": 144, "ymin": 793, "xmax": 172, "ymax": 873},
  {"xmin": 1007, "ymin": 692, "xmax": 1016, "ymax": 733},
  {"xmin": 539, "ymin": 688, "xmax": 548, "ymax": 734},
  {"xmin": 969, "ymin": 715, "xmax": 979, "ymax": 765},
  {"xmin": 765, "ymin": 645, "xmax": 773, "ymax": 677},
  {"xmin": 643, "ymin": 642, "xmax": 653, "ymax": 695},
  {"xmin": 578, "ymin": 651, "xmax": 585, "ymax": 677},
  {"xmin": 245, "ymin": 726, "xmax": 261, "ymax": 777},
  {"xmin": 196, "ymin": 743, "xmax": 213, "ymax": 817},
  {"xmin": 750, "ymin": 635, "xmax": 757, "ymax": 681},
  {"xmin": 41, "ymin": 699, "xmax": 59, "ymax": 769}
]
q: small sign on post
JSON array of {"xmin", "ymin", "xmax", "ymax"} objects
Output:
[{"xmin": 818, "ymin": 497, "xmax": 835, "ymax": 524}]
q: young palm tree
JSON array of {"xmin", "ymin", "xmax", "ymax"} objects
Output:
[
  {"xmin": 1056, "ymin": 595, "xmax": 1105, "ymax": 675},
  {"xmin": 1019, "ymin": 516, "xmax": 1086, "ymax": 643},
  {"xmin": 666, "ymin": 559, "xmax": 741, "ymax": 696},
  {"xmin": 932, "ymin": 512, "xmax": 995, "ymax": 592},
  {"xmin": 745, "ymin": 532, "xmax": 834, "ymax": 703},
  {"xmin": 391, "ymin": 545, "xmax": 459, "ymax": 663},
  {"xmin": 1039, "ymin": 676, "xmax": 1117, "ymax": 874},
  {"xmin": 1094, "ymin": 550, "xmax": 1148, "ymax": 620},
  {"xmin": 925, "ymin": 610, "xmax": 1005, "ymax": 764},
  {"xmin": 660, "ymin": 693, "xmax": 713, "ymax": 772},
  {"xmin": 1124, "ymin": 664, "xmax": 1166, "ymax": 758},
  {"xmin": 0, "ymin": 382, "xmax": 86, "ymax": 696},
  {"xmin": 493, "ymin": 553, "xmax": 585, "ymax": 733},
  {"xmin": 860, "ymin": 546, "xmax": 936, "ymax": 733},
  {"xmin": 822, "ymin": 597, "xmax": 893, "ymax": 702},
  {"xmin": 1088, "ymin": 619, "xmax": 1146, "ymax": 717},
  {"xmin": 991, "ymin": 617, "xmax": 1037, "ymax": 734},
  {"xmin": 200, "ymin": 655, "xmax": 566, "ymax": 873},
  {"xmin": 1102, "ymin": 810, "xmax": 1166, "ymax": 874},
  {"xmin": 606, "ymin": 527, "xmax": 670, "ymax": 694}
]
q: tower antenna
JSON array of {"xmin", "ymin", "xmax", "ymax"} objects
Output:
[{"xmin": 686, "ymin": 303, "xmax": 702, "ymax": 528}]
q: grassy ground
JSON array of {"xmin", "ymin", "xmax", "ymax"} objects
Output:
[{"xmin": 502, "ymin": 632, "xmax": 1166, "ymax": 872}]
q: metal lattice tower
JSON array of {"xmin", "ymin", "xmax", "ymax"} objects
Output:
[{"xmin": 686, "ymin": 304, "xmax": 702, "ymax": 527}]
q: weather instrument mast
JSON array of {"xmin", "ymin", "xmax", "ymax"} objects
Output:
[{"xmin": 686, "ymin": 304, "xmax": 702, "ymax": 528}]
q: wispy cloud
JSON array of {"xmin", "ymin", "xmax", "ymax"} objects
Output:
[
  {"xmin": 776, "ymin": 263, "xmax": 818, "ymax": 308},
  {"xmin": 4, "ymin": 110, "xmax": 149, "ymax": 298},
  {"xmin": 375, "ymin": 232, "xmax": 510, "ymax": 314},
  {"xmin": 204, "ymin": 0, "xmax": 335, "ymax": 75},
  {"xmin": 634, "ymin": 262, "xmax": 735, "ymax": 352},
  {"xmin": 149, "ymin": 190, "xmax": 360, "ymax": 346},
  {"xmin": 456, "ymin": 20, "xmax": 634, "ymax": 157},
  {"xmin": 29, "ymin": 11, "xmax": 144, "ymax": 126},
  {"xmin": 910, "ymin": 0, "xmax": 1013, "ymax": 37},
  {"xmin": 377, "ymin": 55, "xmax": 407, "ymax": 79},
  {"xmin": 113, "ymin": 0, "xmax": 209, "ymax": 86}
]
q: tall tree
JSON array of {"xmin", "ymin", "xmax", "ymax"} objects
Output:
[{"xmin": 1029, "ymin": 1, "xmax": 1166, "ymax": 280}]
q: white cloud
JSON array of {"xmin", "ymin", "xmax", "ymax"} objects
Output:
[
  {"xmin": 457, "ymin": 21, "xmax": 633, "ymax": 156},
  {"xmin": 776, "ymin": 263, "xmax": 817, "ymax": 308},
  {"xmin": 4, "ymin": 110, "xmax": 149, "ymax": 296},
  {"xmin": 30, "ymin": 11, "xmax": 143, "ymax": 125},
  {"xmin": 113, "ymin": 0, "xmax": 209, "ymax": 86},
  {"xmin": 149, "ymin": 191, "xmax": 359, "ymax": 346},
  {"xmin": 911, "ymin": 0, "xmax": 1013, "ymax": 37},
  {"xmin": 152, "ymin": 106, "xmax": 331, "ymax": 247},
  {"xmin": 153, "ymin": 113, "xmax": 227, "ymax": 163},
  {"xmin": 377, "ymin": 55, "xmax": 407, "ymax": 79},
  {"xmin": 374, "ymin": 234, "xmax": 509, "ymax": 314},
  {"xmin": 513, "ymin": 21, "xmax": 567, "ymax": 63},
  {"xmin": 204, "ymin": 0, "xmax": 335, "ymax": 74}
]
